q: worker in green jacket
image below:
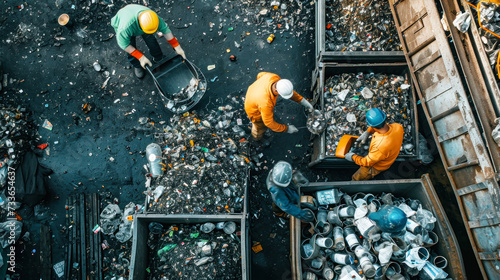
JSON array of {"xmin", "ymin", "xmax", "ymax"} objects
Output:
[{"xmin": 111, "ymin": 4, "xmax": 186, "ymax": 79}]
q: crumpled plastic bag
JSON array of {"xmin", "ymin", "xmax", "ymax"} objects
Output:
[
  {"xmin": 0, "ymin": 221, "xmax": 22, "ymax": 248},
  {"xmin": 397, "ymin": 203, "xmax": 416, "ymax": 217},
  {"xmin": 100, "ymin": 204, "xmax": 121, "ymax": 235},
  {"xmin": 416, "ymin": 206, "xmax": 437, "ymax": 231},
  {"xmin": 453, "ymin": 11, "xmax": 471, "ymax": 33},
  {"xmin": 374, "ymin": 241, "xmax": 394, "ymax": 265},
  {"xmin": 115, "ymin": 222, "xmax": 133, "ymax": 243},
  {"xmin": 338, "ymin": 89, "xmax": 349, "ymax": 101}
]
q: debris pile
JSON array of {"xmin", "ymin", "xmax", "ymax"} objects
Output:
[
  {"xmin": 0, "ymin": 107, "xmax": 37, "ymax": 187},
  {"xmin": 173, "ymin": 77, "xmax": 201, "ymax": 101},
  {"xmin": 147, "ymin": 221, "xmax": 242, "ymax": 279},
  {"xmin": 211, "ymin": 0, "xmax": 314, "ymax": 37},
  {"xmin": 307, "ymin": 109, "xmax": 327, "ymax": 135},
  {"xmin": 322, "ymin": 72, "xmax": 414, "ymax": 156},
  {"xmin": 301, "ymin": 190, "xmax": 448, "ymax": 280},
  {"xmin": 145, "ymin": 104, "xmax": 249, "ymax": 214},
  {"xmin": 325, "ymin": 0, "xmax": 401, "ymax": 51}
]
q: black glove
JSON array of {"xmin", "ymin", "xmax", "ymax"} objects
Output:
[{"xmin": 293, "ymin": 171, "xmax": 309, "ymax": 187}]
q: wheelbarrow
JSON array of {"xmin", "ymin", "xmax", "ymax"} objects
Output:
[{"xmin": 146, "ymin": 55, "xmax": 207, "ymax": 114}]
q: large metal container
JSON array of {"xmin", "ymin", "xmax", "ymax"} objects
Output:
[
  {"xmin": 388, "ymin": 0, "xmax": 500, "ymax": 278},
  {"xmin": 290, "ymin": 174, "xmax": 466, "ymax": 279},
  {"xmin": 130, "ymin": 213, "xmax": 250, "ymax": 280},
  {"xmin": 315, "ymin": 0, "xmax": 405, "ymax": 63},
  {"xmin": 310, "ymin": 62, "xmax": 419, "ymax": 168}
]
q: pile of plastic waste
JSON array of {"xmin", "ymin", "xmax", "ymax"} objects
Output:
[
  {"xmin": 0, "ymin": 106, "xmax": 37, "ymax": 187},
  {"xmin": 148, "ymin": 221, "xmax": 242, "ymax": 280},
  {"xmin": 301, "ymin": 190, "xmax": 448, "ymax": 280},
  {"xmin": 214, "ymin": 0, "xmax": 314, "ymax": 37},
  {"xmin": 173, "ymin": 78, "xmax": 200, "ymax": 101},
  {"xmin": 145, "ymin": 106, "xmax": 249, "ymax": 214},
  {"xmin": 322, "ymin": 72, "xmax": 414, "ymax": 156},
  {"xmin": 325, "ymin": 0, "xmax": 401, "ymax": 51}
]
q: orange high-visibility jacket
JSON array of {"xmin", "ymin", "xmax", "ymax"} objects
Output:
[
  {"xmin": 352, "ymin": 123, "xmax": 404, "ymax": 171},
  {"xmin": 244, "ymin": 72, "xmax": 304, "ymax": 132}
]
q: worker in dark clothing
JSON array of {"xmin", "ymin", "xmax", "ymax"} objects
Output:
[
  {"xmin": 345, "ymin": 108, "xmax": 404, "ymax": 181},
  {"xmin": 266, "ymin": 161, "xmax": 315, "ymax": 222},
  {"xmin": 111, "ymin": 4, "xmax": 186, "ymax": 79}
]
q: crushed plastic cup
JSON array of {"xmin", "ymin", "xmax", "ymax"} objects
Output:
[
  {"xmin": 201, "ymin": 222, "xmax": 216, "ymax": 233},
  {"xmin": 223, "ymin": 221, "xmax": 236, "ymax": 234}
]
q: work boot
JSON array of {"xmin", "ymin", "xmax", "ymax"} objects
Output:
[{"xmin": 134, "ymin": 67, "xmax": 145, "ymax": 79}]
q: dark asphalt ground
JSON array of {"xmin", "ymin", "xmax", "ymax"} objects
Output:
[{"xmin": 0, "ymin": 0, "xmax": 481, "ymax": 279}]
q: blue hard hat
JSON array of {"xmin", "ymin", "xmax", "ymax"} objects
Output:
[
  {"xmin": 270, "ymin": 161, "xmax": 293, "ymax": 187},
  {"xmin": 368, "ymin": 205, "xmax": 407, "ymax": 233},
  {"xmin": 366, "ymin": 108, "xmax": 387, "ymax": 127}
]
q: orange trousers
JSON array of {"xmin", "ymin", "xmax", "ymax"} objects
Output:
[
  {"xmin": 251, "ymin": 120, "xmax": 267, "ymax": 141},
  {"xmin": 352, "ymin": 166, "xmax": 383, "ymax": 181}
]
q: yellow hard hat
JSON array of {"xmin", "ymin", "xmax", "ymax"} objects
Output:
[{"xmin": 138, "ymin": 10, "xmax": 159, "ymax": 34}]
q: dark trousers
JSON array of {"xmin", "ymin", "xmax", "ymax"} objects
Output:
[{"xmin": 127, "ymin": 34, "xmax": 163, "ymax": 68}]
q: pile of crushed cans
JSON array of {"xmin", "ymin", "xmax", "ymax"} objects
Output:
[
  {"xmin": 325, "ymin": 0, "xmax": 401, "ymax": 52},
  {"xmin": 147, "ymin": 221, "xmax": 242, "ymax": 280},
  {"xmin": 322, "ymin": 72, "xmax": 414, "ymax": 157},
  {"xmin": 301, "ymin": 190, "xmax": 448, "ymax": 280},
  {"xmin": 145, "ymin": 105, "xmax": 249, "ymax": 214}
]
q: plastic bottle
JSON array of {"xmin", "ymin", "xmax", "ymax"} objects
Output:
[
  {"xmin": 339, "ymin": 265, "xmax": 363, "ymax": 280},
  {"xmin": 329, "ymin": 252, "xmax": 354, "ymax": 265},
  {"xmin": 333, "ymin": 226, "xmax": 345, "ymax": 250},
  {"xmin": 146, "ymin": 143, "xmax": 163, "ymax": 177},
  {"xmin": 338, "ymin": 206, "xmax": 355, "ymax": 218},
  {"xmin": 354, "ymin": 246, "xmax": 376, "ymax": 278},
  {"xmin": 406, "ymin": 218, "xmax": 423, "ymax": 234},
  {"xmin": 344, "ymin": 227, "xmax": 360, "ymax": 250}
]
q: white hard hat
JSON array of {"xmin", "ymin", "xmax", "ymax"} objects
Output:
[{"xmin": 276, "ymin": 79, "xmax": 294, "ymax": 99}]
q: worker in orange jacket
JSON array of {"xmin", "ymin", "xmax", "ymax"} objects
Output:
[
  {"xmin": 244, "ymin": 72, "xmax": 313, "ymax": 142},
  {"xmin": 345, "ymin": 108, "xmax": 404, "ymax": 181}
]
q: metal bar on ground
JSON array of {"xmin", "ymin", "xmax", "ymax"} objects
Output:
[{"xmin": 79, "ymin": 195, "xmax": 87, "ymax": 279}]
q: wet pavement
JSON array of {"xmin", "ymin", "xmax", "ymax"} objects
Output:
[{"xmin": 0, "ymin": 0, "xmax": 482, "ymax": 279}]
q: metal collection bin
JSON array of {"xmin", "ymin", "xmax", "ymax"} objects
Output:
[
  {"xmin": 315, "ymin": 0, "xmax": 405, "ymax": 63},
  {"xmin": 143, "ymin": 156, "xmax": 249, "ymax": 215},
  {"xmin": 290, "ymin": 174, "xmax": 466, "ymax": 280},
  {"xmin": 130, "ymin": 213, "xmax": 250, "ymax": 280},
  {"xmin": 309, "ymin": 62, "xmax": 420, "ymax": 168}
]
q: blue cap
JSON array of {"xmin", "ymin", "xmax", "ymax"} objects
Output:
[{"xmin": 366, "ymin": 108, "xmax": 387, "ymax": 127}]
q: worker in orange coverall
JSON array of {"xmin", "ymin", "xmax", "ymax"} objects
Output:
[
  {"xmin": 244, "ymin": 72, "xmax": 313, "ymax": 144},
  {"xmin": 345, "ymin": 108, "xmax": 404, "ymax": 181}
]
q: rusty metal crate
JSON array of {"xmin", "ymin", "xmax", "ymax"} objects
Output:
[
  {"xmin": 310, "ymin": 62, "xmax": 420, "ymax": 168},
  {"xmin": 290, "ymin": 175, "xmax": 466, "ymax": 280}
]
